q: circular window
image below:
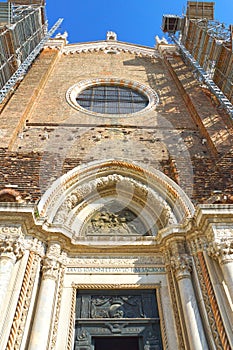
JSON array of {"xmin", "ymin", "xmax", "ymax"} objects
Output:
[
  {"xmin": 66, "ymin": 78, "xmax": 159, "ymax": 117},
  {"xmin": 76, "ymin": 85, "xmax": 149, "ymax": 114}
]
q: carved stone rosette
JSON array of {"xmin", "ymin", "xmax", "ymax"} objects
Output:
[
  {"xmin": 207, "ymin": 240, "xmax": 233, "ymax": 265},
  {"xmin": 42, "ymin": 257, "xmax": 59, "ymax": 280},
  {"xmin": 0, "ymin": 236, "xmax": 24, "ymax": 261},
  {"xmin": 170, "ymin": 254, "xmax": 192, "ymax": 280}
]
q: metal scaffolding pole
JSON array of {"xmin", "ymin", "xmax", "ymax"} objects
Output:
[
  {"xmin": 0, "ymin": 17, "xmax": 63, "ymax": 103},
  {"xmin": 170, "ymin": 33, "xmax": 233, "ymax": 118}
]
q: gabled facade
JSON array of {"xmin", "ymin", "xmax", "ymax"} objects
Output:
[{"xmin": 0, "ymin": 3, "xmax": 233, "ymax": 350}]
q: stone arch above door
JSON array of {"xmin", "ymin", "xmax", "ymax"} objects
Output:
[{"xmin": 37, "ymin": 160, "xmax": 194, "ymax": 244}]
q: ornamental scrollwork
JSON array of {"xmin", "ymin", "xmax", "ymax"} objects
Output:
[{"xmin": 0, "ymin": 225, "xmax": 22, "ymax": 235}]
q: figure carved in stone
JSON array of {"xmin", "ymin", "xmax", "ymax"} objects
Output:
[
  {"xmin": 42, "ymin": 257, "xmax": 59, "ymax": 280},
  {"xmin": 85, "ymin": 202, "xmax": 148, "ymax": 236}
]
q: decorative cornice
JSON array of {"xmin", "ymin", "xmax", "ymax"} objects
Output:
[
  {"xmin": 71, "ymin": 283, "xmax": 161, "ymax": 289},
  {"xmin": 62, "ymin": 40, "xmax": 159, "ymax": 58},
  {"xmin": 207, "ymin": 240, "xmax": 233, "ymax": 265}
]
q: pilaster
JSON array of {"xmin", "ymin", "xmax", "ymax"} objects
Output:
[
  {"xmin": 28, "ymin": 242, "xmax": 61, "ymax": 350},
  {"xmin": 169, "ymin": 250, "xmax": 208, "ymax": 350},
  {"xmin": 0, "ymin": 236, "xmax": 24, "ymax": 310}
]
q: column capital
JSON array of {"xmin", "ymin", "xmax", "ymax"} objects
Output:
[
  {"xmin": 189, "ymin": 236, "xmax": 207, "ymax": 255},
  {"xmin": 46, "ymin": 241, "xmax": 61, "ymax": 259},
  {"xmin": 171, "ymin": 254, "xmax": 192, "ymax": 280},
  {"xmin": 0, "ymin": 236, "xmax": 24, "ymax": 261},
  {"xmin": 42, "ymin": 257, "xmax": 59, "ymax": 280},
  {"xmin": 207, "ymin": 240, "xmax": 233, "ymax": 265}
]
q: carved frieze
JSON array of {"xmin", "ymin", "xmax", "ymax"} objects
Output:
[
  {"xmin": 0, "ymin": 225, "xmax": 22, "ymax": 236},
  {"xmin": 62, "ymin": 41, "xmax": 159, "ymax": 58},
  {"xmin": 68, "ymin": 255, "xmax": 163, "ymax": 267}
]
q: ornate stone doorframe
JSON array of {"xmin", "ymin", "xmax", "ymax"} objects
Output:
[{"xmin": 74, "ymin": 290, "xmax": 163, "ymax": 350}]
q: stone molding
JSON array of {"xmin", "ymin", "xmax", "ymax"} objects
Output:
[
  {"xmin": 66, "ymin": 78, "xmax": 159, "ymax": 117},
  {"xmin": 6, "ymin": 252, "xmax": 41, "ymax": 350},
  {"xmin": 0, "ymin": 235, "xmax": 24, "ymax": 261},
  {"xmin": 53, "ymin": 173, "xmax": 177, "ymax": 235},
  {"xmin": 71, "ymin": 283, "xmax": 161, "ymax": 289},
  {"xmin": 50, "ymin": 267, "xmax": 65, "ymax": 350},
  {"xmin": 170, "ymin": 254, "xmax": 192, "ymax": 280},
  {"xmin": 0, "ymin": 225, "xmax": 22, "ymax": 236},
  {"xmin": 207, "ymin": 240, "xmax": 233, "ymax": 265},
  {"xmin": 67, "ymin": 255, "xmax": 163, "ymax": 266},
  {"xmin": 37, "ymin": 160, "xmax": 194, "ymax": 229},
  {"xmin": 61, "ymin": 40, "xmax": 159, "ymax": 58},
  {"xmin": 193, "ymin": 253, "xmax": 223, "ymax": 349}
]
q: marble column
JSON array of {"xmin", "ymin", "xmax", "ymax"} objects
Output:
[
  {"xmin": 0, "ymin": 236, "xmax": 24, "ymax": 310},
  {"xmin": 171, "ymin": 254, "xmax": 209, "ymax": 350},
  {"xmin": 208, "ymin": 240, "xmax": 233, "ymax": 300},
  {"xmin": 28, "ymin": 251, "xmax": 60, "ymax": 350}
]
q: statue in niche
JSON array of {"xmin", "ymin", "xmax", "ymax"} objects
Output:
[{"xmin": 85, "ymin": 201, "xmax": 149, "ymax": 236}]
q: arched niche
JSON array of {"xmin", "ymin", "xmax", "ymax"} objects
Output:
[{"xmin": 37, "ymin": 160, "xmax": 194, "ymax": 243}]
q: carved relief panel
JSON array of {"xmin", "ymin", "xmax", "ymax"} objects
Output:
[
  {"xmin": 74, "ymin": 290, "xmax": 163, "ymax": 350},
  {"xmin": 84, "ymin": 201, "xmax": 150, "ymax": 236}
]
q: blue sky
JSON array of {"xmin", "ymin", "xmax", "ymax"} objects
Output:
[{"xmin": 46, "ymin": 0, "xmax": 233, "ymax": 46}]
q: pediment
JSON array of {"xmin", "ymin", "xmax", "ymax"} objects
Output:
[{"xmin": 61, "ymin": 40, "xmax": 159, "ymax": 58}]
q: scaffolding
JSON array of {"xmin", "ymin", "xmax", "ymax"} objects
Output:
[{"xmin": 162, "ymin": 1, "xmax": 233, "ymax": 117}]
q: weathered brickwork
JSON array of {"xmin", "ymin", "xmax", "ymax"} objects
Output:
[{"xmin": 0, "ymin": 43, "xmax": 233, "ymax": 204}]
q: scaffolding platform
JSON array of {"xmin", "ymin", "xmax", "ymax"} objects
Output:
[
  {"xmin": 186, "ymin": 1, "xmax": 215, "ymax": 20},
  {"xmin": 161, "ymin": 15, "xmax": 183, "ymax": 33},
  {"xmin": 0, "ymin": 1, "xmax": 46, "ymax": 91}
]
